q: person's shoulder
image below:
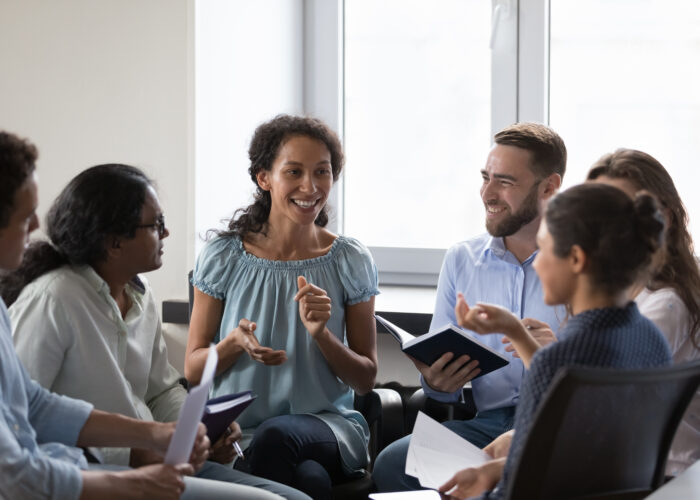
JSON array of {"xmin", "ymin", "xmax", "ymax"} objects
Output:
[
  {"xmin": 10, "ymin": 267, "xmax": 90, "ymax": 317},
  {"xmin": 335, "ymin": 234, "xmax": 372, "ymax": 258},
  {"xmin": 202, "ymin": 233, "xmax": 241, "ymax": 253},
  {"xmin": 638, "ymin": 287, "xmax": 686, "ymax": 312},
  {"xmin": 22, "ymin": 266, "xmax": 83, "ymax": 297},
  {"xmin": 444, "ymin": 233, "xmax": 492, "ymax": 263},
  {"xmin": 197, "ymin": 233, "xmax": 244, "ymax": 265}
]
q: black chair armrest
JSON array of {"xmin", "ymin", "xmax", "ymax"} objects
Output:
[
  {"xmin": 354, "ymin": 388, "xmax": 404, "ymax": 466},
  {"xmin": 405, "ymin": 387, "xmax": 477, "ymax": 433}
]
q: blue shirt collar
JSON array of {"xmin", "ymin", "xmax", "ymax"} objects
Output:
[{"xmin": 483, "ymin": 235, "xmax": 538, "ymax": 266}]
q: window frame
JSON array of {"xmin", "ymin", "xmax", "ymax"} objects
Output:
[{"xmin": 304, "ymin": 0, "xmax": 550, "ymax": 286}]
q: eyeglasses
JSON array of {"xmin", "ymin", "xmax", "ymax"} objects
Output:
[{"xmin": 135, "ymin": 214, "xmax": 166, "ymax": 237}]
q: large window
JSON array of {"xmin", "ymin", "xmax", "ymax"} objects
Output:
[
  {"xmin": 344, "ymin": 0, "xmax": 492, "ymax": 250},
  {"xmin": 196, "ymin": 0, "xmax": 700, "ymax": 285},
  {"xmin": 549, "ymin": 0, "xmax": 700, "ymax": 237}
]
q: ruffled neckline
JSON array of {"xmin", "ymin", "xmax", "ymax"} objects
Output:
[{"xmin": 230, "ymin": 234, "xmax": 347, "ymax": 270}]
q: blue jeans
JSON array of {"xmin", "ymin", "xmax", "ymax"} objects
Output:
[
  {"xmin": 198, "ymin": 461, "xmax": 311, "ymax": 500},
  {"xmin": 235, "ymin": 414, "xmax": 345, "ymax": 500},
  {"xmin": 372, "ymin": 406, "xmax": 516, "ymax": 492}
]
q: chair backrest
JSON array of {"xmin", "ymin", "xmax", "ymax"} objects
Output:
[{"xmin": 505, "ymin": 360, "xmax": 700, "ymax": 500}]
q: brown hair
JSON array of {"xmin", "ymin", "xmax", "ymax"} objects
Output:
[
  {"xmin": 0, "ymin": 131, "xmax": 37, "ymax": 228},
  {"xmin": 546, "ymin": 183, "xmax": 665, "ymax": 297},
  {"xmin": 494, "ymin": 122, "xmax": 567, "ymax": 180},
  {"xmin": 588, "ymin": 148, "xmax": 700, "ymax": 347}
]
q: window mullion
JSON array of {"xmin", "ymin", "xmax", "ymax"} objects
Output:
[
  {"xmin": 517, "ymin": 0, "xmax": 549, "ymax": 124},
  {"xmin": 491, "ymin": 0, "xmax": 519, "ymax": 135}
]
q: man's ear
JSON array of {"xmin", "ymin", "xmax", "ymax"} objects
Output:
[
  {"xmin": 569, "ymin": 244, "xmax": 587, "ymax": 274},
  {"xmin": 540, "ymin": 173, "xmax": 562, "ymax": 200},
  {"xmin": 256, "ymin": 170, "xmax": 271, "ymax": 191}
]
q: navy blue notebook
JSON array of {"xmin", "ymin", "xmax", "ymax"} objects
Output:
[
  {"xmin": 201, "ymin": 391, "xmax": 256, "ymax": 443},
  {"xmin": 375, "ymin": 314, "xmax": 509, "ymax": 380}
]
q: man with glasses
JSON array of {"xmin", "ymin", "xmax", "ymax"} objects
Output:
[{"xmin": 373, "ymin": 123, "xmax": 568, "ymax": 492}]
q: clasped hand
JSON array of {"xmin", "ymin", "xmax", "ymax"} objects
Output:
[
  {"xmin": 132, "ymin": 421, "xmax": 210, "ymax": 472},
  {"xmin": 125, "ymin": 422, "xmax": 210, "ymax": 499},
  {"xmin": 209, "ymin": 421, "xmax": 243, "ymax": 464}
]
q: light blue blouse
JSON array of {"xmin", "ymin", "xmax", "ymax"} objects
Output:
[{"xmin": 192, "ymin": 234, "xmax": 380, "ymax": 474}]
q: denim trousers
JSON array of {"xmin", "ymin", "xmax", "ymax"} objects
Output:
[{"xmin": 235, "ymin": 414, "xmax": 345, "ymax": 500}]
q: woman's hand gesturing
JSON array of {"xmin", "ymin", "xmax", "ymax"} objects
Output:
[
  {"xmin": 295, "ymin": 276, "xmax": 332, "ymax": 339},
  {"xmin": 227, "ymin": 318, "xmax": 287, "ymax": 365}
]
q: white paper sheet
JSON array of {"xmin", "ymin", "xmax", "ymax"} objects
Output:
[
  {"xmin": 164, "ymin": 345, "xmax": 218, "ymax": 465},
  {"xmin": 405, "ymin": 411, "xmax": 491, "ymax": 489},
  {"xmin": 369, "ymin": 491, "xmax": 442, "ymax": 500}
]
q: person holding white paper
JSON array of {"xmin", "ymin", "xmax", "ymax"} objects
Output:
[
  {"xmin": 3, "ymin": 159, "xmax": 306, "ymax": 499},
  {"xmin": 0, "ymin": 130, "xmax": 279, "ymax": 500},
  {"xmin": 185, "ymin": 115, "xmax": 379, "ymax": 500},
  {"xmin": 439, "ymin": 183, "xmax": 672, "ymax": 499},
  {"xmin": 374, "ymin": 122, "xmax": 567, "ymax": 492}
]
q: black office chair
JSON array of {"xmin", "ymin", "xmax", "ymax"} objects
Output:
[
  {"xmin": 187, "ymin": 272, "xmax": 404, "ymax": 499},
  {"xmin": 504, "ymin": 361, "xmax": 700, "ymax": 500},
  {"xmin": 404, "ymin": 386, "xmax": 477, "ymax": 434}
]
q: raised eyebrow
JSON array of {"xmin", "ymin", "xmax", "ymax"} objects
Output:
[{"xmin": 283, "ymin": 161, "xmax": 303, "ymax": 166}]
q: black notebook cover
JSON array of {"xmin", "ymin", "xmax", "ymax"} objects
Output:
[
  {"xmin": 375, "ymin": 314, "xmax": 509, "ymax": 380},
  {"xmin": 201, "ymin": 391, "xmax": 256, "ymax": 443}
]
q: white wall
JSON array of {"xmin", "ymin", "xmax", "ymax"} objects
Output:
[
  {"xmin": 0, "ymin": 0, "xmax": 194, "ymax": 304},
  {"xmin": 194, "ymin": 0, "xmax": 304, "ymax": 250}
]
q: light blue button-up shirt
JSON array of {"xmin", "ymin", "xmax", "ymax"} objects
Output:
[
  {"xmin": 0, "ymin": 299, "xmax": 93, "ymax": 500},
  {"xmin": 422, "ymin": 234, "xmax": 566, "ymax": 411}
]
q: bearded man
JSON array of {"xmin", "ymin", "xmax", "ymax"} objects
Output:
[{"xmin": 373, "ymin": 123, "xmax": 568, "ymax": 492}]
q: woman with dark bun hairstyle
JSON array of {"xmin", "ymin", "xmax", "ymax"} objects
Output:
[
  {"xmin": 185, "ymin": 115, "xmax": 379, "ymax": 499},
  {"xmin": 588, "ymin": 148, "xmax": 700, "ymax": 475},
  {"xmin": 436, "ymin": 183, "xmax": 672, "ymax": 500}
]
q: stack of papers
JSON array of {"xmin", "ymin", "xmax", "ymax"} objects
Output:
[{"xmin": 405, "ymin": 412, "xmax": 491, "ymax": 489}]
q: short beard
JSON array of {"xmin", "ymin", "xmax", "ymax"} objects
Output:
[{"xmin": 486, "ymin": 185, "xmax": 540, "ymax": 237}]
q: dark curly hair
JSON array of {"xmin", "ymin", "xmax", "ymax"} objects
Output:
[
  {"xmin": 545, "ymin": 183, "xmax": 665, "ymax": 297},
  {"xmin": 218, "ymin": 114, "xmax": 344, "ymax": 239},
  {"xmin": 588, "ymin": 148, "xmax": 700, "ymax": 347},
  {"xmin": 0, "ymin": 131, "xmax": 38, "ymax": 229},
  {"xmin": 0, "ymin": 164, "xmax": 152, "ymax": 306}
]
